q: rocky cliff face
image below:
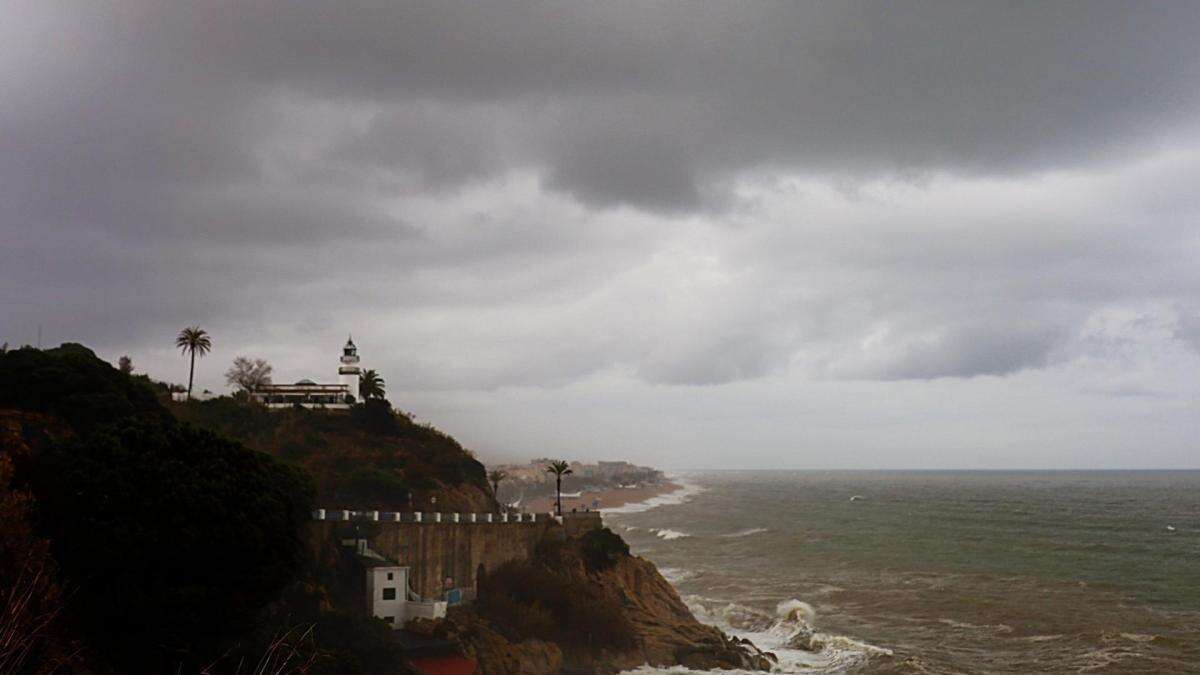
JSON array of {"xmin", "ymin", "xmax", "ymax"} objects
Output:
[
  {"xmin": 418, "ymin": 528, "xmax": 774, "ymax": 673},
  {"xmin": 595, "ymin": 548, "xmax": 773, "ymax": 671}
]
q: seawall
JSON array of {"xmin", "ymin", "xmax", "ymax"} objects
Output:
[{"xmin": 310, "ymin": 512, "xmax": 559, "ymax": 598}]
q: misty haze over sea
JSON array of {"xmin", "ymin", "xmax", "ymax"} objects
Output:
[{"xmin": 614, "ymin": 471, "xmax": 1200, "ymax": 673}]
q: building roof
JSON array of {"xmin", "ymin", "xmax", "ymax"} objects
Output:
[{"xmin": 253, "ymin": 382, "xmax": 348, "ymax": 392}]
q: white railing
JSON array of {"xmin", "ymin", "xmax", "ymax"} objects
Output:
[{"xmin": 311, "ymin": 509, "xmax": 556, "ymax": 523}]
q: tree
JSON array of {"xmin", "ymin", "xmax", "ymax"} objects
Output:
[
  {"xmin": 1, "ymin": 345, "xmax": 313, "ymax": 671},
  {"xmin": 488, "ymin": 469, "xmax": 508, "ymax": 500},
  {"xmin": 544, "ymin": 460, "xmax": 573, "ymax": 516},
  {"xmin": 174, "ymin": 326, "xmax": 212, "ymax": 401},
  {"xmin": 224, "ymin": 356, "xmax": 273, "ymax": 392},
  {"xmin": 117, "ymin": 355, "xmax": 133, "ymax": 374},
  {"xmin": 358, "ymin": 369, "xmax": 385, "ymax": 400}
]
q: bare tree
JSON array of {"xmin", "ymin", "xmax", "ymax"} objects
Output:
[
  {"xmin": 225, "ymin": 356, "xmax": 273, "ymax": 392},
  {"xmin": 118, "ymin": 355, "xmax": 133, "ymax": 374}
]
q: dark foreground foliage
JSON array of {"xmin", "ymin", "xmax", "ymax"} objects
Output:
[
  {"xmin": 0, "ymin": 343, "xmax": 171, "ymax": 433},
  {"xmin": 0, "ymin": 345, "xmax": 324, "ymax": 672}
]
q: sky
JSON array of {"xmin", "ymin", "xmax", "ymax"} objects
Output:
[{"xmin": 4, "ymin": 2, "xmax": 1200, "ymax": 469}]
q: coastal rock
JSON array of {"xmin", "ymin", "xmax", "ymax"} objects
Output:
[
  {"xmin": 414, "ymin": 613, "xmax": 564, "ymax": 675},
  {"xmin": 449, "ymin": 528, "xmax": 772, "ymax": 672},
  {"xmin": 601, "ymin": 552, "xmax": 775, "ymax": 671}
]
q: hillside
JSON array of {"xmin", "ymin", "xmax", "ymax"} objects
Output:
[
  {"xmin": 0, "ymin": 345, "xmax": 317, "ymax": 672},
  {"xmin": 172, "ymin": 396, "xmax": 497, "ymax": 513}
]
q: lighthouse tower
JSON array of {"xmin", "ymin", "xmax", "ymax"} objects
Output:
[{"xmin": 339, "ymin": 336, "xmax": 361, "ymax": 402}]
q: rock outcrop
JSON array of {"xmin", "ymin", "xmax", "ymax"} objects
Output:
[
  {"xmin": 599, "ymin": 550, "xmax": 774, "ymax": 671},
  {"xmin": 423, "ymin": 528, "xmax": 774, "ymax": 673}
]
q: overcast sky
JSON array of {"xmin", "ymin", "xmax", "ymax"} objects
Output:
[{"xmin": 4, "ymin": 2, "xmax": 1200, "ymax": 469}]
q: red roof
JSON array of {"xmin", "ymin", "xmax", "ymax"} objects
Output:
[{"xmin": 409, "ymin": 656, "xmax": 477, "ymax": 675}]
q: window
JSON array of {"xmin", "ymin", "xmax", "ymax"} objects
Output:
[
  {"xmin": 382, "ymin": 587, "xmax": 396, "ymax": 600},
  {"xmin": 386, "ymin": 572, "xmax": 393, "ymax": 580}
]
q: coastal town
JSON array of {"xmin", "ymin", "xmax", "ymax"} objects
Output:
[{"xmin": 488, "ymin": 458, "xmax": 673, "ymax": 513}]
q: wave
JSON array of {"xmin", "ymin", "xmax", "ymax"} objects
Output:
[
  {"xmin": 629, "ymin": 595, "xmax": 894, "ymax": 674},
  {"xmin": 658, "ymin": 567, "xmax": 699, "ymax": 584},
  {"xmin": 652, "ymin": 528, "xmax": 691, "ymax": 540},
  {"xmin": 602, "ymin": 476, "xmax": 705, "ymax": 515},
  {"xmin": 720, "ymin": 527, "xmax": 769, "ymax": 539}
]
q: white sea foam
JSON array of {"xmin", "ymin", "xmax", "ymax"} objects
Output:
[
  {"xmin": 602, "ymin": 476, "xmax": 705, "ymax": 515},
  {"xmin": 721, "ymin": 527, "xmax": 769, "ymax": 538},
  {"xmin": 776, "ymin": 599, "xmax": 816, "ymax": 624},
  {"xmin": 652, "ymin": 528, "xmax": 691, "ymax": 540},
  {"xmin": 619, "ymin": 595, "xmax": 892, "ymax": 674},
  {"xmin": 658, "ymin": 567, "xmax": 700, "ymax": 584}
]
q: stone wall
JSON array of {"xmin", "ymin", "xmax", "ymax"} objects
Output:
[
  {"xmin": 372, "ymin": 520, "xmax": 555, "ymax": 598},
  {"xmin": 312, "ymin": 516, "xmax": 557, "ymax": 598}
]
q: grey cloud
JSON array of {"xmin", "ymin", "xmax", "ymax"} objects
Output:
[
  {"xmin": 871, "ymin": 322, "xmax": 1067, "ymax": 381},
  {"xmin": 18, "ymin": 2, "xmax": 1193, "ymax": 210},
  {"xmin": 5, "ymin": 1, "xmax": 1200, "ymax": 397}
]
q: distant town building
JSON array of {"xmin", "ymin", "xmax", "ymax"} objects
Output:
[{"xmin": 250, "ymin": 337, "xmax": 362, "ymax": 409}]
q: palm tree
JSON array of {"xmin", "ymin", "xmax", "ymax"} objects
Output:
[
  {"xmin": 358, "ymin": 369, "xmax": 386, "ymax": 400},
  {"xmin": 174, "ymin": 326, "xmax": 212, "ymax": 401},
  {"xmin": 545, "ymin": 460, "xmax": 574, "ymax": 516},
  {"xmin": 488, "ymin": 469, "xmax": 508, "ymax": 499}
]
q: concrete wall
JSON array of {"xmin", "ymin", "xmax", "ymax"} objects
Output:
[
  {"xmin": 370, "ymin": 520, "xmax": 555, "ymax": 598},
  {"xmin": 312, "ymin": 517, "xmax": 558, "ymax": 599}
]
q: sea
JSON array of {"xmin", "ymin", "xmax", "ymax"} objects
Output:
[{"xmin": 610, "ymin": 470, "xmax": 1200, "ymax": 674}]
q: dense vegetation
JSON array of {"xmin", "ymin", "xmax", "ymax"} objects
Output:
[
  {"xmin": 173, "ymin": 395, "xmax": 493, "ymax": 511},
  {"xmin": 0, "ymin": 345, "xmax": 410, "ymax": 673},
  {"xmin": 476, "ymin": 528, "xmax": 637, "ymax": 653}
]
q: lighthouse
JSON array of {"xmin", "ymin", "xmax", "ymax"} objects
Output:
[{"xmin": 339, "ymin": 336, "xmax": 362, "ymax": 402}]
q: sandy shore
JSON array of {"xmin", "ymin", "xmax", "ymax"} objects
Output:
[{"xmin": 525, "ymin": 481, "xmax": 682, "ymax": 514}]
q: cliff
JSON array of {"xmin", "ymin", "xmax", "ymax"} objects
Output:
[{"xmin": 413, "ymin": 528, "xmax": 774, "ymax": 673}]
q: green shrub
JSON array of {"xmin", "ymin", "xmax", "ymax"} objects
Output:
[
  {"xmin": 1, "ymin": 345, "xmax": 315, "ymax": 672},
  {"xmin": 580, "ymin": 527, "xmax": 630, "ymax": 571},
  {"xmin": 478, "ymin": 560, "xmax": 636, "ymax": 651}
]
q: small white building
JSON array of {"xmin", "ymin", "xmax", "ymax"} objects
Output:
[
  {"xmin": 250, "ymin": 337, "xmax": 362, "ymax": 409},
  {"xmin": 366, "ymin": 565, "xmax": 447, "ymax": 627}
]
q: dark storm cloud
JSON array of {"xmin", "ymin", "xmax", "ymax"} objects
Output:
[{"xmin": 4, "ymin": 0, "xmax": 1200, "ymax": 397}]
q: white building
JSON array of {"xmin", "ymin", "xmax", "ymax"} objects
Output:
[
  {"xmin": 250, "ymin": 337, "xmax": 362, "ymax": 409},
  {"xmin": 366, "ymin": 565, "xmax": 447, "ymax": 627}
]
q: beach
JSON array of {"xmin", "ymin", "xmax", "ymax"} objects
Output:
[{"xmin": 525, "ymin": 481, "xmax": 682, "ymax": 513}]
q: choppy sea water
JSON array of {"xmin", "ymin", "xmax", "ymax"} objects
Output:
[{"xmin": 612, "ymin": 471, "xmax": 1200, "ymax": 674}]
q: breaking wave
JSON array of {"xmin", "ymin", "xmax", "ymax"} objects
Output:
[
  {"xmin": 619, "ymin": 595, "xmax": 893, "ymax": 674},
  {"xmin": 652, "ymin": 528, "xmax": 691, "ymax": 540},
  {"xmin": 658, "ymin": 567, "xmax": 700, "ymax": 584},
  {"xmin": 603, "ymin": 476, "xmax": 705, "ymax": 515}
]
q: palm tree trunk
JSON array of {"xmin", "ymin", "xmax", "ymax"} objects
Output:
[
  {"xmin": 556, "ymin": 475, "xmax": 562, "ymax": 516},
  {"xmin": 187, "ymin": 349, "xmax": 195, "ymax": 400}
]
